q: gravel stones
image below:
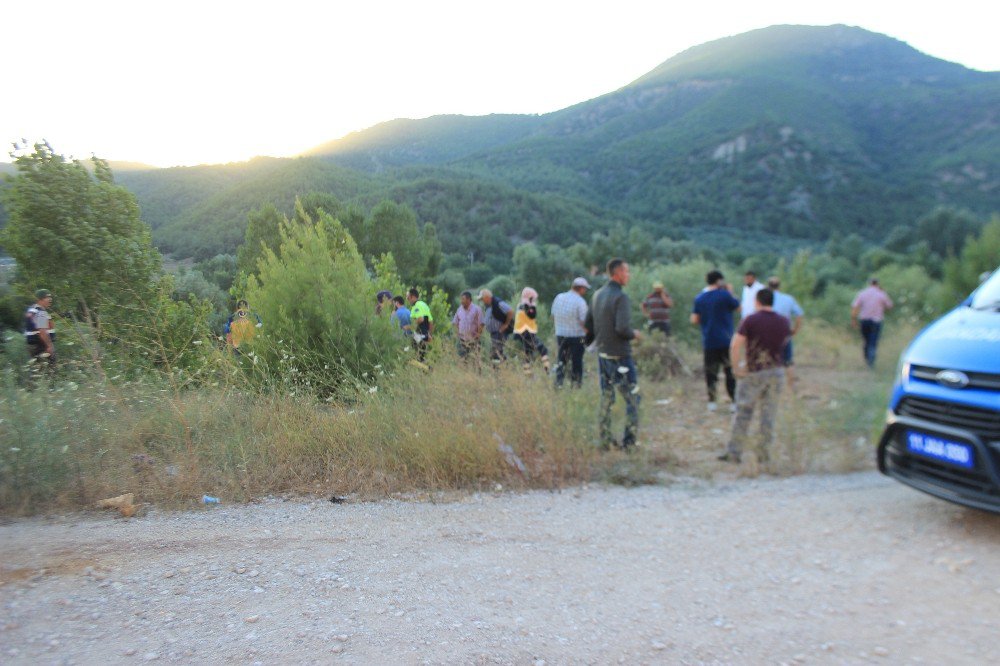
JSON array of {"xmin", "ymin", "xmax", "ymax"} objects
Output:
[{"xmin": 1, "ymin": 473, "xmax": 998, "ymax": 663}]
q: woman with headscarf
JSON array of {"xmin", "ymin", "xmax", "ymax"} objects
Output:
[{"xmin": 513, "ymin": 287, "xmax": 550, "ymax": 372}]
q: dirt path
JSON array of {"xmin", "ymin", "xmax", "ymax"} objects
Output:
[{"xmin": 3, "ymin": 472, "xmax": 999, "ymax": 665}]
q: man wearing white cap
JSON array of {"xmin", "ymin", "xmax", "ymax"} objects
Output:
[{"xmin": 551, "ymin": 277, "xmax": 591, "ymax": 388}]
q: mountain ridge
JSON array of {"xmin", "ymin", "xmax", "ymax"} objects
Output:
[{"xmin": 61, "ymin": 24, "xmax": 1000, "ymax": 264}]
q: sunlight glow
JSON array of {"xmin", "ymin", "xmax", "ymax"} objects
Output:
[{"xmin": 1, "ymin": 0, "xmax": 996, "ymax": 167}]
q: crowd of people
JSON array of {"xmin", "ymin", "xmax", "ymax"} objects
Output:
[{"xmin": 23, "ymin": 266, "xmax": 894, "ymax": 464}]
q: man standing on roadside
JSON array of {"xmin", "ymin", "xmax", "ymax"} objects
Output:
[
  {"xmin": 24, "ymin": 289, "xmax": 55, "ymax": 363},
  {"xmin": 478, "ymin": 289, "xmax": 515, "ymax": 364},
  {"xmin": 767, "ymin": 277, "xmax": 804, "ymax": 388},
  {"xmin": 740, "ymin": 270, "xmax": 764, "ymax": 320},
  {"xmin": 551, "ymin": 277, "xmax": 590, "ymax": 388},
  {"xmin": 585, "ymin": 259, "xmax": 642, "ymax": 450},
  {"xmin": 851, "ymin": 278, "xmax": 894, "ymax": 368},
  {"xmin": 407, "ymin": 288, "xmax": 433, "ymax": 362},
  {"xmin": 691, "ymin": 271, "xmax": 740, "ymax": 412},
  {"xmin": 451, "ymin": 290, "xmax": 484, "ymax": 365},
  {"xmin": 721, "ymin": 288, "xmax": 791, "ymax": 464},
  {"xmin": 641, "ymin": 281, "xmax": 674, "ymax": 336}
]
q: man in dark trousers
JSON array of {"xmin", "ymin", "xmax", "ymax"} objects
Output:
[
  {"xmin": 585, "ymin": 258, "xmax": 643, "ymax": 450},
  {"xmin": 691, "ymin": 270, "xmax": 740, "ymax": 412},
  {"xmin": 721, "ymin": 288, "xmax": 791, "ymax": 465},
  {"xmin": 551, "ymin": 277, "xmax": 590, "ymax": 388},
  {"xmin": 24, "ymin": 289, "xmax": 56, "ymax": 363}
]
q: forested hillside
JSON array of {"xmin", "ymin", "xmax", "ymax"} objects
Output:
[{"xmin": 5, "ymin": 24, "xmax": 998, "ymax": 269}]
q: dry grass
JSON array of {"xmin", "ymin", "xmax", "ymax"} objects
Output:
[
  {"xmin": 0, "ymin": 353, "xmax": 602, "ymax": 514},
  {"xmin": 0, "ymin": 324, "xmax": 918, "ymax": 514}
]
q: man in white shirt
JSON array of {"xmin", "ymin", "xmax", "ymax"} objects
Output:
[
  {"xmin": 551, "ymin": 277, "xmax": 590, "ymax": 388},
  {"xmin": 740, "ymin": 271, "xmax": 764, "ymax": 320}
]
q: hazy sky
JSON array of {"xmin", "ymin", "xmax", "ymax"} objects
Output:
[{"xmin": 3, "ymin": 0, "xmax": 997, "ymax": 167}]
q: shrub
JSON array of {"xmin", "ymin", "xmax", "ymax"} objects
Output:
[{"xmin": 244, "ymin": 213, "xmax": 404, "ymax": 397}]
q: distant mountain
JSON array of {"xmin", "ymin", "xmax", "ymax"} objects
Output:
[
  {"xmin": 301, "ymin": 114, "xmax": 543, "ymax": 171},
  {"xmin": 12, "ymin": 24, "xmax": 993, "ymax": 265},
  {"xmin": 307, "ymin": 24, "xmax": 999, "ymax": 241}
]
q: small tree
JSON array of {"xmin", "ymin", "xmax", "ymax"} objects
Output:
[
  {"xmin": 244, "ymin": 212, "xmax": 403, "ymax": 397},
  {"xmin": 941, "ymin": 216, "xmax": 1000, "ymax": 307}
]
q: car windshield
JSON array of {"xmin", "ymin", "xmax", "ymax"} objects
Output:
[{"xmin": 970, "ymin": 268, "xmax": 1000, "ymax": 310}]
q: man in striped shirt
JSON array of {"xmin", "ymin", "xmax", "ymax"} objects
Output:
[
  {"xmin": 551, "ymin": 277, "xmax": 590, "ymax": 388},
  {"xmin": 641, "ymin": 281, "xmax": 673, "ymax": 336}
]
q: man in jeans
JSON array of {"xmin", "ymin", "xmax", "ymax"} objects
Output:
[
  {"xmin": 691, "ymin": 270, "xmax": 741, "ymax": 412},
  {"xmin": 721, "ymin": 288, "xmax": 791, "ymax": 464},
  {"xmin": 851, "ymin": 278, "xmax": 894, "ymax": 368},
  {"xmin": 451, "ymin": 290, "xmax": 484, "ymax": 366},
  {"xmin": 478, "ymin": 288, "xmax": 514, "ymax": 364},
  {"xmin": 551, "ymin": 277, "xmax": 590, "ymax": 388},
  {"xmin": 585, "ymin": 259, "xmax": 643, "ymax": 450}
]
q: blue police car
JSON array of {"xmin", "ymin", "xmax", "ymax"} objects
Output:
[{"xmin": 877, "ymin": 267, "xmax": 1000, "ymax": 512}]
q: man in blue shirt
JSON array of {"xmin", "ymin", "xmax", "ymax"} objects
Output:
[
  {"xmin": 691, "ymin": 270, "xmax": 741, "ymax": 412},
  {"xmin": 391, "ymin": 295, "xmax": 412, "ymax": 336}
]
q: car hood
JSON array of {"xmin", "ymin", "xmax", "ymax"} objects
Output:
[{"xmin": 906, "ymin": 307, "xmax": 1000, "ymax": 373}]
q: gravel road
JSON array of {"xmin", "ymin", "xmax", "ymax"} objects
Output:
[{"xmin": 2, "ymin": 472, "xmax": 999, "ymax": 665}]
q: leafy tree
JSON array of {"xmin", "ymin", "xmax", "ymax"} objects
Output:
[
  {"xmin": 778, "ymin": 250, "xmax": 818, "ymax": 299},
  {"xmin": 299, "ymin": 191, "xmax": 342, "ymax": 221},
  {"xmin": 512, "ymin": 242, "xmax": 585, "ymax": 303},
  {"xmin": 236, "ymin": 202, "xmax": 284, "ymax": 277},
  {"xmin": 0, "ymin": 142, "xmax": 161, "ymax": 322},
  {"xmin": 363, "ymin": 200, "xmax": 429, "ymax": 284},
  {"xmin": 194, "ymin": 254, "xmax": 238, "ymax": 293},
  {"xmin": 941, "ymin": 216, "xmax": 1000, "ymax": 306},
  {"xmin": 915, "ymin": 207, "xmax": 981, "ymax": 260}
]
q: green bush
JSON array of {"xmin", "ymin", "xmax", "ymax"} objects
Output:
[{"xmin": 244, "ymin": 214, "xmax": 404, "ymax": 397}]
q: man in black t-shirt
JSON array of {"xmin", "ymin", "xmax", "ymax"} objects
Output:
[{"xmin": 720, "ymin": 288, "xmax": 790, "ymax": 465}]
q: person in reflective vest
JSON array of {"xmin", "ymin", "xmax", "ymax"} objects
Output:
[{"xmin": 225, "ymin": 300, "xmax": 263, "ymax": 352}]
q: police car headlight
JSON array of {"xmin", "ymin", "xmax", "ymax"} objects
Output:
[{"xmin": 895, "ymin": 353, "xmax": 910, "ymax": 385}]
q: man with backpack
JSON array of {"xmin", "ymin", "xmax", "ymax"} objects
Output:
[
  {"xmin": 478, "ymin": 288, "xmax": 514, "ymax": 364},
  {"xmin": 24, "ymin": 289, "xmax": 56, "ymax": 363}
]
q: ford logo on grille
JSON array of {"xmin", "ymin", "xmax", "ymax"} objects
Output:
[{"xmin": 936, "ymin": 370, "xmax": 970, "ymax": 388}]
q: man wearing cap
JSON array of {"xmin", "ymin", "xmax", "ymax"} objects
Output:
[
  {"xmin": 24, "ymin": 289, "xmax": 56, "ymax": 362},
  {"xmin": 641, "ymin": 281, "xmax": 673, "ymax": 336},
  {"xmin": 478, "ymin": 289, "xmax": 515, "ymax": 364},
  {"xmin": 585, "ymin": 259, "xmax": 643, "ymax": 450},
  {"xmin": 551, "ymin": 277, "xmax": 590, "ymax": 388}
]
